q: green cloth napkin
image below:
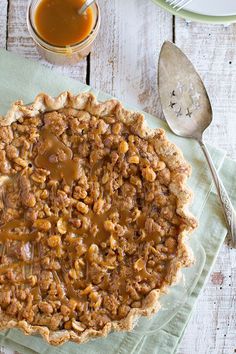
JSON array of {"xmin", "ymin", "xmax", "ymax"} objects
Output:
[{"xmin": 0, "ymin": 49, "xmax": 233, "ymax": 354}]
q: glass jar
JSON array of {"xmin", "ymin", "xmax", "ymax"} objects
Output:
[{"xmin": 27, "ymin": 0, "xmax": 100, "ymax": 65}]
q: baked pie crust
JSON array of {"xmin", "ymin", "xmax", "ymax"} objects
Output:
[{"xmin": 0, "ymin": 92, "xmax": 197, "ymax": 345}]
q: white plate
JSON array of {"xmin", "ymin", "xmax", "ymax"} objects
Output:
[
  {"xmin": 153, "ymin": 0, "xmax": 236, "ymax": 24},
  {"xmin": 185, "ymin": 0, "xmax": 236, "ymax": 17}
]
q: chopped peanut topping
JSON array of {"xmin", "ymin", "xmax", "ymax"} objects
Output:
[
  {"xmin": 47, "ymin": 235, "xmax": 61, "ymax": 248},
  {"xmin": 128, "ymin": 155, "xmax": 140, "ymax": 164},
  {"xmin": 142, "ymin": 167, "xmax": 156, "ymax": 182},
  {"xmin": 76, "ymin": 201, "xmax": 89, "ymax": 214},
  {"xmin": 118, "ymin": 140, "xmax": 129, "ymax": 154},
  {"xmin": 134, "ymin": 258, "xmax": 145, "ymax": 271},
  {"xmin": 57, "ymin": 218, "xmax": 67, "ymax": 234},
  {"xmin": 33, "ymin": 219, "xmax": 51, "ymax": 231},
  {"xmin": 104, "ymin": 220, "xmax": 115, "ymax": 232}
]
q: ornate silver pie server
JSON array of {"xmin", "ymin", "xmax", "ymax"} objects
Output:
[{"xmin": 158, "ymin": 41, "xmax": 236, "ymax": 247}]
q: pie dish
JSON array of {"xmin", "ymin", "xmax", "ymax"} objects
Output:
[{"xmin": 0, "ymin": 92, "xmax": 197, "ymax": 345}]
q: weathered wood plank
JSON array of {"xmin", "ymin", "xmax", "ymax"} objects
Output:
[
  {"xmin": 7, "ymin": 0, "xmax": 87, "ymax": 82},
  {"xmin": 175, "ymin": 18, "xmax": 236, "ymax": 354},
  {"xmin": 175, "ymin": 20, "xmax": 236, "ymax": 160},
  {"xmin": 0, "ymin": 0, "xmax": 8, "ymax": 49},
  {"xmin": 89, "ymin": 0, "xmax": 172, "ymax": 117},
  {"xmin": 179, "ymin": 245, "xmax": 236, "ymax": 354}
]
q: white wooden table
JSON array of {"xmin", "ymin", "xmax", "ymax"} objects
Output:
[{"xmin": 0, "ymin": 1, "xmax": 236, "ymax": 353}]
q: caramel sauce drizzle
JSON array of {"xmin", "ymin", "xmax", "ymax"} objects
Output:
[
  {"xmin": 35, "ymin": 128, "xmax": 80, "ymax": 186},
  {"xmin": 0, "ymin": 260, "xmax": 36, "ymax": 275},
  {"xmin": 67, "ymin": 211, "xmax": 110, "ymax": 247},
  {"xmin": 0, "ymin": 219, "xmax": 36, "ymax": 242}
]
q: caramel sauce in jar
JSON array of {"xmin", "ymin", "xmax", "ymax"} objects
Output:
[
  {"xmin": 27, "ymin": 0, "xmax": 100, "ymax": 64},
  {"xmin": 34, "ymin": 0, "xmax": 94, "ymax": 47}
]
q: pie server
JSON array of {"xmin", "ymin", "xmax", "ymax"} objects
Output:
[{"xmin": 158, "ymin": 41, "xmax": 236, "ymax": 247}]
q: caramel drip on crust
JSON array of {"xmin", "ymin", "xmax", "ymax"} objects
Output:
[{"xmin": 35, "ymin": 128, "xmax": 80, "ymax": 186}]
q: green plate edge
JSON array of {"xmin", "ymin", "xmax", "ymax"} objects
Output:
[{"xmin": 152, "ymin": 0, "xmax": 236, "ymax": 24}]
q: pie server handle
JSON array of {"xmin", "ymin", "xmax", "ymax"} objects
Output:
[{"xmin": 199, "ymin": 140, "xmax": 236, "ymax": 248}]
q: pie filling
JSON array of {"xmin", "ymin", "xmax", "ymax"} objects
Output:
[{"xmin": 0, "ymin": 94, "xmax": 196, "ymax": 341}]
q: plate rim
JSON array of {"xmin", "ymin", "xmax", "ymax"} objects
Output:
[{"xmin": 152, "ymin": 0, "xmax": 236, "ymax": 24}]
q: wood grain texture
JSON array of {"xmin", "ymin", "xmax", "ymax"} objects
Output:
[
  {"xmin": 175, "ymin": 20, "xmax": 236, "ymax": 160},
  {"xmin": 7, "ymin": 0, "xmax": 87, "ymax": 82},
  {"xmin": 0, "ymin": 0, "xmax": 8, "ymax": 49},
  {"xmin": 89, "ymin": 0, "xmax": 172, "ymax": 116},
  {"xmin": 175, "ymin": 18, "xmax": 236, "ymax": 354}
]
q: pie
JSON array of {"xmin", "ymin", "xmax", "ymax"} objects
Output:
[{"xmin": 0, "ymin": 92, "xmax": 197, "ymax": 345}]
